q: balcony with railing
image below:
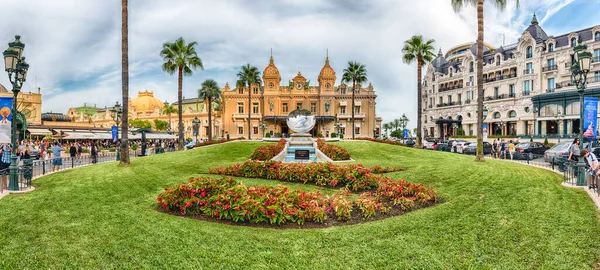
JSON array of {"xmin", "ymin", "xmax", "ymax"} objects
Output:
[
  {"xmin": 337, "ymin": 113, "xmax": 365, "ymax": 119},
  {"xmin": 483, "ymin": 73, "xmax": 517, "ymax": 84},
  {"xmin": 542, "ymin": 65, "xmax": 557, "ymax": 72},
  {"xmin": 436, "ymin": 101, "xmax": 462, "ymax": 108},
  {"xmin": 233, "ymin": 113, "xmax": 262, "ymax": 119},
  {"xmin": 438, "ymin": 84, "xmax": 464, "ymax": 92},
  {"xmin": 523, "ymin": 69, "xmax": 535, "ymax": 75},
  {"xmin": 546, "ymin": 88, "xmax": 556, "ymax": 93},
  {"xmin": 485, "ymin": 93, "xmax": 515, "ymax": 101}
]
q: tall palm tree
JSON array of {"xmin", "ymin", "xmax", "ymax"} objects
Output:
[
  {"xmin": 402, "ymin": 35, "xmax": 436, "ymax": 149},
  {"xmin": 341, "ymin": 61, "xmax": 368, "ymax": 140},
  {"xmin": 236, "ymin": 64, "xmax": 262, "ymax": 140},
  {"xmin": 120, "ymin": 0, "xmax": 130, "ymax": 165},
  {"xmin": 161, "ymin": 103, "xmax": 178, "ymax": 131},
  {"xmin": 393, "ymin": 119, "xmax": 400, "ymax": 132},
  {"xmin": 199, "ymin": 79, "xmax": 221, "ymax": 141},
  {"xmin": 451, "ymin": 0, "xmax": 518, "ymax": 161},
  {"xmin": 383, "ymin": 123, "xmax": 391, "ymax": 138},
  {"xmin": 160, "ymin": 37, "xmax": 204, "ymax": 149}
]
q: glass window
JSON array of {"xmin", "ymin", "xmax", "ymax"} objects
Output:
[
  {"xmin": 253, "ymin": 88, "xmax": 259, "ymax": 94},
  {"xmin": 237, "ymin": 102, "xmax": 244, "ymax": 113},
  {"xmin": 296, "ymin": 102, "xmax": 302, "ymax": 109},
  {"xmin": 340, "ymin": 106, "xmax": 346, "ymax": 114},
  {"xmin": 253, "ymin": 127, "xmax": 259, "ymax": 134},
  {"xmin": 439, "ymin": 97, "xmax": 443, "ymax": 104},
  {"xmin": 509, "ymin": 84, "xmax": 515, "ymax": 97},
  {"xmin": 548, "ymin": 43, "xmax": 554, "ymax": 52},
  {"xmin": 547, "ymin": 58, "xmax": 555, "ymax": 68},
  {"xmin": 310, "ymin": 102, "xmax": 316, "ymax": 113},
  {"xmin": 571, "ymin": 38, "xmax": 577, "ymax": 48},
  {"xmin": 509, "ymin": 111, "xmax": 517, "ymax": 118},
  {"xmin": 494, "ymin": 112, "xmax": 501, "ymax": 119},
  {"xmin": 282, "ymin": 102, "xmax": 288, "ymax": 113},
  {"xmin": 252, "ymin": 103, "xmax": 259, "ymax": 114},
  {"xmin": 448, "ymin": 95, "xmax": 452, "ymax": 103},
  {"xmin": 526, "ymin": 46, "xmax": 533, "ymax": 58},
  {"xmin": 237, "ymin": 126, "xmax": 243, "ymax": 134},
  {"xmin": 354, "ymin": 106, "xmax": 361, "ymax": 114},
  {"xmin": 548, "ymin": 78, "xmax": 555, "ymax": 92},
  {"xmin": 541, "ymin": 104, "xmax": 560, "ymax": 117},
  {"xmin": 596, "ymin": 32, "xmax": 600, "ymax": 41},
  {"xmin": 238, "ymin": 88, "xmax": 243, "ymax": 94},
  {"xmin": 355, "ymin": 127, "xmax": 360, "ymax": 135},
  {"xmin": 340, "ymin": 88, "xmax": 346, "ymax": 94},
  {"xmin": 470, "ymin": 62, "xmax": 474, "ymax": 72},
  {"xmin": 566, "ymin": 102, "xmax": 580, "ymax": 115},
  {"xmin": 494, "ymin": 87, "xmax": 499, "ymax": 98},
  {"xmin": 595, "ymin": 49, "xmax": 600, "ymax": 62},
  {"xmin": 526, "ymin": 62, "xmax": 533, "ymax": 74},
  {"xmin": 523, "ymin": 80, "xmax": 530, "ymax": 96},
  {"xmin": 595, "ymin": 71, "xmax": 600, "ymax": 83}
]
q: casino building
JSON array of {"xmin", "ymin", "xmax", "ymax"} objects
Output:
[
  {"xmin": 421, "ymin": 14, "xmax": 600, "ymax": 140},
  {"xmin": 220, "ymin": 55, "xmax": 382, "ymax": 139}
]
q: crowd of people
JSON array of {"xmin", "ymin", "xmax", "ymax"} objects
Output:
[{"xmin": 490, "ymin": 139, "xmax": 516, "ymax": 160}]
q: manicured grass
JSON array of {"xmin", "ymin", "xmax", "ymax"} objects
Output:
[{"xmin": 0, "ymin": 141, "xmax": 598, "ymax": 268}]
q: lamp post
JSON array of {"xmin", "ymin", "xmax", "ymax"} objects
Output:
[
  {"xmin": 3, "ymin": 35, "xmax": 29, "ymax": 191},
  {"xmin": 556, "ymin": 110, "xmax": 564, "ymax": 142},
  {"xmin": 400, "ymin": 113, "xmax": 409, "ymax": 142},
  {"xmin": 334, "ymin": 120, "xmax": 341, "ymax": 138},
  {"xmin": 110, "ymin": 101, "xmax": 122, "ymax": 161},
  {"xmin": 259, "ymin": 121, "xmax": 266, "ymax": 138},
  {"xmin": 192, "ymin": 116, "xmax": 200, "ymax": 143},
  {"xmin": 571, "ymin": 41, "xmax": 593, "ymax": 186}
]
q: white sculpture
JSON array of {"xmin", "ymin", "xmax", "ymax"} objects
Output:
[{"xmin": 287, "ymin": 115, "xmax": 316, "ymax": 133}]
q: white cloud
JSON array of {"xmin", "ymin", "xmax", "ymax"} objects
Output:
[{"xmin": 0, "ymin": 0, "xmax": 586, "ymax": 130}]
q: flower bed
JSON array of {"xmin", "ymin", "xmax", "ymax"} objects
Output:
[
  {"xmin": 357, "ymin": 137, "xmax": 406, "ymax": 146},
  {"xmin": 316, "ymin": 139, "xmax": 351, "ymax": 161},
  {"xmin": 209, "ymin": 160, "xmax": 404, "ymax": 191},
  {"xmin": 194, "ymin": 138, "xmax": 244, "ymax": 148},
  {"xmin": 250, "ymin": 139, "xmax": 287, "ymax": 161},
  {"xmin": 157, "ymin": 175, "xmax": 438, "ymax": 226}
]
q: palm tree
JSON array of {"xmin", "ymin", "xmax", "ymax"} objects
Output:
[
  {"xmin": 160, "ymin": 37, "xmax": 204, "ymax": 149},
  {"xmin": 199, "ymin": 79, "xmax": 221, "ymax": 141},
  {"xmin": 383, "ymin": 123, "xmax": 391, "ymax": 138},
  {"xmin": 402, "ymin": 35, "xmax": 436, "ymax": 149},
  {"xmin": 341, "ymin": 61, "xmax": 368, "ymax": 140},
  {"xmin": 451, "ymin": 0, "xmax": 518, "ymax": 161},
  {"xmin": 161, "ymin": 103, "xmax": 178, "ymax": 131},
  {"xmin": 120, "ymin": 0, "xmax": 130, "ymax": 165},
  {"xmin": 236, "ymin": 64, "xmax": 262, "ymax": 140}
]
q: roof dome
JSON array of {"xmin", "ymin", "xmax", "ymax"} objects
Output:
[
  {"xmin": 0, "ymin": 84, "xmax": 8, "ymax": 93},
  {"xmin": 318, "ymin": 57, "xmax": 336, "ymax": 82},
  {"xmin": 262, "ymin": 56, "xmax": 281, "ymax": 80},
  {"xmin": 130, "ymin": 90, "xmax": 164, "ymax": 112}
]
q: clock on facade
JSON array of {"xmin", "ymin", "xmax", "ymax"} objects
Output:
[{"xmin": 296, "ymin": 83, "xmax": 303, "ymax": 89}]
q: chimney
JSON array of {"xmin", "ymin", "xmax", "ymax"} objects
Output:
[{"xmin": 37, "ymin": 87, "xmax": 40, "ymax": 94}]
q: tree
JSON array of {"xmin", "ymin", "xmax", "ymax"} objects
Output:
[
  {"xmin": 198, "ymin": 79, "xmax": 222, "ymax": 141},
  {"xmin": 402, "ymin": 35, "xmax": 436, "ymax": 149},
  {"xmin": 236, "ymin": 64, "xmax": 262, "ymax": 140},
  {"xmin": 451, "ymin": 0, "xmax": 518, "ymax": 161},
  {"xmin": 130, "ymin": 119, "xmax": 152, "ymax": 129},
  {"xmin": 160, "ymin": 37, "xmax": 204, "ymax": 149},
  {"xmin": 161, "ymin": 103, "xmax": 178, "ymax": 130},
  {"xmin": 393, "ymin": 119, "xmax": 400, "ymax": 131},
  {"xmin": 120, "ymin": 0, "xmax": 130, "ymax": 165},
  {"xmin": 341, "ymin": 61, "xmax": 368, "ymax": 140},
  {"xmin": 383, "ymin": 123, "xmax": 391, "ymax": 138},
  {"xmin": 153, "ymin": 119, "xmax": 168, "ymax": 131}
]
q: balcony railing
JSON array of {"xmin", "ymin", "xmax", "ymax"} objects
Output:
[
  {"xmin": 438, "ymin": 85, "xmax": 464, "ymax": 92},
  {"xmin": 523, "ymin": 69, "xmax": 534, "ymax": 75},
  {"xmin": 484, "ymin": 73, "xmax": 517, "ymax": 83},
  {"xmin": 542, "ymin": 65, "xmax": 557, "ymax": 72},
  {"xmin": 436, "ymin": 101, "xmax": 462, "ymax": 108},
  {"xmin": 466, "ymin": 82, "xmax": 474, "ymax": 86},
  {"xmin": 337, "ymin": 113, "xmax": 365, "ymax": 118},
  {"xmin": 233, "ymin": 113, "xmax": 262, "ymax": 119},
  {"xmin": 546, "ymin": 88, "xmax": 556, "ymax": 93},
  {"xmin": 485, "ymin": 93, "xmax": 515, "ymax": 101}
]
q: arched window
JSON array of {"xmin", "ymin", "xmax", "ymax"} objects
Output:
[
  {"xmin": 548, "ymin": 43, "xmax": 554, "ymax": 52},
  {"xmin": 596, "ymin": 32, "xmax": 600, "ymax": 42},
  {"xmin": 496, "ymin": 55, "xmax": 501, "ymax": 65},
  {"xmin": 571, "ymin": 38, "xmax": 577, "ymax": 48},
  {"xmin": 526, "ymin": 46, "xmax": 533, "ymax": 58},
  {"xmin": 493, "ymin": 112, "xmax": 501, "ymax": 119},
  {"xmin": 508, "ymin": 111, "xmax": 517, "ymax": 118}
]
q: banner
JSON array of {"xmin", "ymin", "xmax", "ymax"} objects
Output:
[
  {"xmin": 482, "ymin": 123, "xmax": 488, "ymax": 142},
  {"xmin": 583, "ymin": 97, "xmax": 598, "ymax": 141},
  {"xmin": 403, "ymin": 129, "xmax": 408, "ymax": 139},
  {"xmin": 0, "ymin": 97, "xmax": 13, "ymax": 143},
  {"xmin": 111, "ymin": 125, "xmax": 118, "ymax": 143}
]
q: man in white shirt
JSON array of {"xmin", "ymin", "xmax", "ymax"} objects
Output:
[{"xmin": 581, "ymin": 149, "xmax": 599, "ymax": 189}]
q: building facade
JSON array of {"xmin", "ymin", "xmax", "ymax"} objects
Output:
[
  {"xmin": 221, "ymin": 55, "xmax": 382, "ymax": 139},
  {"xmin": 422, "ymin": 14, "xmax": 600, "ymax": 139}
]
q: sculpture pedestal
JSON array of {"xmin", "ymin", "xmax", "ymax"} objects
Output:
[{"xmin": 285, "ymin": 133, "xmax": 316, "ymax": 162}]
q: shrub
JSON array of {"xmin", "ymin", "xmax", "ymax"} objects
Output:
[
  {"xmin": 339, "ymin": 134, "xmax": 344, "ymax": 139},
  {"xmin": 265, "ymin": 133, "xmax": 271, "ymax": 138},
  {"xmin": 316, "ymin": 139, "xmax": 351, "ymax": 161},
  {"xmin": 317, "ymin": 132, "xmax": 324, "ymax": 138},
  {"xmin": 543, "ymin": 137, "xmax": 549, "ymax": 145},
  {"xmin": 331, "ymin": 132, "xmax": 337, "ymax": 138},
  {"xmin": 131, "ymin": 143, "xmax": 139, "ymax": 151},
  {"xmin": 275, "ymin": 132, "xmax": 282, "ymax": 138},
  {"xmin": 209, "ymin": 160, "xmax": 403, "ymax": 191},
  {"xmin": 250, "ymin": 138, "xmax": 286, "ymax": 161}
]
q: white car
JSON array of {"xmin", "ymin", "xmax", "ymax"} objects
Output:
[
  {"xmin": 423, "ymin": 137, "xmax": 438, "ymax": 149},
  {"xmin": 456, "ymin": 142, "xmax": 471, "ymax": 153}
]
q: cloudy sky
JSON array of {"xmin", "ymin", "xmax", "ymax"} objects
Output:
[{"xmin": 0, "ymin": 0, "xmax": 599, "ymax": 129}]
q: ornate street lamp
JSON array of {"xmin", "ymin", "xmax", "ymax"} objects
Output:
[
  {"xmin": 400, "ymin": 113, "xmax": 409, "ymax": 141},
  {"xmin": 333, "ymin": 120, "xmax": 341, "ymax": 138},
  {"xmin": 192, "ymin": 116, "xmax": 200, "ymax": 143},
  {"xmin": 571, "ymin": 40, "xmax": 592, "ymax": 186},
  {"xmin": 110, "ymin": 101, "xmax": 123, "ymax": 161},
  {"xmin": 556, "ymin": 110, "xmax": 564, "ymax": 142},
  {"xmin": 3, "ymin": 35, "xmax": 29, "ymax": 191}
]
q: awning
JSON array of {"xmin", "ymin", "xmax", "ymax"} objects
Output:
[
  {"xmin": 146, "ymin": 133, "xmax": 177, "ymax": 139},
  {"xmin": 63, "ymin": 132, "xmax": 99, "ymax": 139},
  {"xmin": 27, "ymin": 128, "xmax": 51, "ymax": 135}
]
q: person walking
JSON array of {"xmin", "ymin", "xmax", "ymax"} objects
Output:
[
  {"xmin": 51, "ymin": 142, "xmax": 64, "ymax": 172},
  {"xmin": 581, "ymin": 149, "xmax": 599, "ymax": 189},
  {"xmin": 492, "ymin": 139, "xmax": 498, "ymax": 158},
  {"xmin": 0, "ymin": 143, "xmax": 12, "ymax": 190},
  {"xmin": 568, "ymin": 138, "xmax": 580, "ymax": 162},
  {"xmin": 500, "ymin": 139, "xmax": 506, "ymax": 159},
  {"xmin": 91, "ymin": 142, "xmax": 98, "ymax": 164},
  {"xmin": 508, "ymin": 140, "xmax": 515, "ymax": 160}
]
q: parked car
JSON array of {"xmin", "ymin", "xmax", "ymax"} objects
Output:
[
  {"xmin": 544, "ymin": 141, "xmax": 571, "ymax": 163},
  {"xmin": 423, "ymin": 137, "xmax": 439, "ymax": 150},
  {"xmin": 463, "ymin": 142, "xmax": 493, "ymax": 155},
  {"xmin": 456, "ymin": 141, "xmax": 471, "ymax": 153},
  {"xmin": 405, "ymin": 139, "xmax": 416, "ymax": 148},
  {"xmin": 436, "ymin": 141, "xmax": 450, "ymax": 152},
  {"xmin": 30, "ymin": 149, "xmax": 40, "ymax": 160},
  {"xmin": 513, "ymin": 142, "xmax": 549, "ymax": 160},
  {"xmin": 447, "ymin": 140, "xmax": 466, "ymax": 152}
]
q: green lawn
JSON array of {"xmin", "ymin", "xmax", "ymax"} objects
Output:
[{"xmin": 0, "ymin": 141, "xmax": 598, "ymax": 269}]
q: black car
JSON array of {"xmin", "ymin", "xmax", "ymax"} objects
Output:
[
  {"xmin": 405, "ymin": 139, "xmax": 416, "ymax": 148},
  {"xmin": 436, "ymin": 141, "xmax": 451, "ymax": 152},
  {"xmin": 463, "ymin": 142, "xmax": 492, "ymax": 155},
  {"xmin": 513, "ymin": 142, "xmax": 549, "ymax": 160}
]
